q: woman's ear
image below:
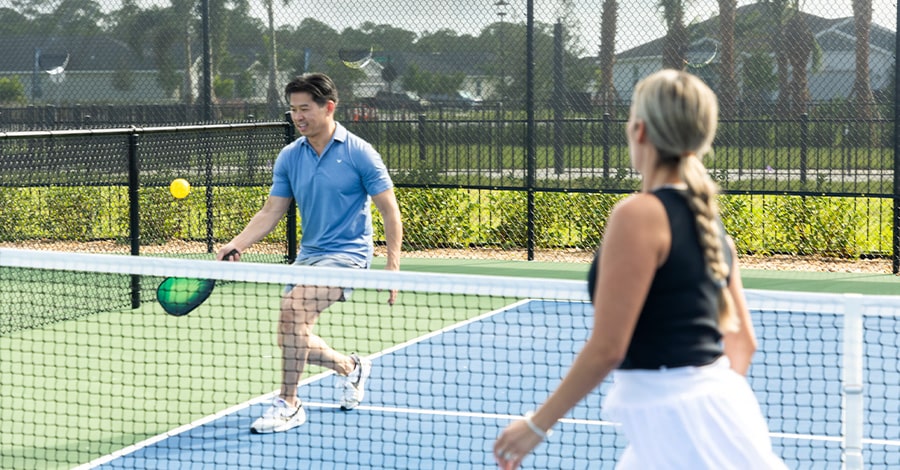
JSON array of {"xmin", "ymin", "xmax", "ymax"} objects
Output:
[{"xmin": 631, "ymin": 119, "xmax": 647, "ymax": 143}]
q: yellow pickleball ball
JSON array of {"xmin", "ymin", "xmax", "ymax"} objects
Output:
[{"xmin": 169, "ymin": 178, "xmax": 191, "ymax": 199}]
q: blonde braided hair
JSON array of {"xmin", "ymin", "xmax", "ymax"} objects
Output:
[{"xmin": 632, "ymin": 70, "xmax": 738, "ymax": 333}]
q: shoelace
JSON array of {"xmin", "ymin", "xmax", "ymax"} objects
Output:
[{"xmin": 264, "ymin": 399, "xmax": 298, "ymax": 418}]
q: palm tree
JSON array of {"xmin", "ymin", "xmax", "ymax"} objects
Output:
[
  {"xmin": 659, "ymin": 0, "xmax": 688, "ymax": 70},
  {"xmin": 596, "ymin": 0, "xmax": 617, "ymax": 115},
  {"xmin": 173, "ymin": 0, "xmax": 195, "ymax": 105},
  {"xmin": 264, "ymin": 0, "xmax": 288, "ymax": 118},
  {"xmin": 716, "ymin": 0, "xmax": 738, "ymax": 118},
  {"xmin": 783, "ymin": 9, "xmax": 814, "ymax": 118},
  {"xmin": 851, "ymin": 0, "xmax": 878, "ymax": 124},
  {"xmin": 761, "ymin": 0, "xmax": 790, "ymax": 116},
  {"xmin": 762, "ymin": 0, "xmax": 814, "ymax": 118}
]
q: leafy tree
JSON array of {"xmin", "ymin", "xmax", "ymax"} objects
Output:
[
  {"xmin": 234, "ymin": 69, "xmax": 254, "ymax": 99},
  {"xmin": 741, "ymin": 52, "xmax": 776, "ymax": 106},
  {"xmin": 0, "ymin": 77, "xmax": 27, "ymax": 104},
  {"xmin": 0, "ymin": 7, "xmax": 33, "ymax": 35},
  {"xmin": 355, "ymin": 22, "xmax": 417, "ymax": 52},
  {"xmin": 415, "ymin": 29, "xmax": 481, "ymax": 53},
  {"xmin": 479, "ymin": 20, "xmax": 590, "ymax": 106},
  {"xmin": 281, "ymin": 18, "xmax": 341, "ymax": 75},
  {"xmin": 402, "ymin": 64, "xmax": 465, "ymax": 96},
  {"xmin": 277, "ymin": 19, "xmax": 365, "ymax": 98},
  {"xmin": 213, "ymin": 75, "xmax": 235, "ymax": 99}
]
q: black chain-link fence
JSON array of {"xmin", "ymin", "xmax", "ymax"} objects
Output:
[{"xmin": 0, "ymin": 0, "xmax": 897, "ymax": 267}]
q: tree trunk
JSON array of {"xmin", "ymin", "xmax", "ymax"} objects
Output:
[
  {"xmin": 851, "ymin": 0, "xmax": 877, "ymax": 125},
  {"xmin": 266, "ymin": 0, "xmax": 280, "ymax": 119},
  {"xmin": 785, "ymin": 13, "xmax": 812, "ymax": 119},
  {"xmin": 597, "ymin": 0, "xmax": 618, "ymax": 115},
  {"xmin": 717, "ymin": 0, "xmax": 738, "ymax": 118},
  {"xmin": 183, "ymin": 24, "xmax": 193, "ymax": 105},
  {"xmin": 661, "ymin": 1, "xmax": 687, "ymax": 70}
]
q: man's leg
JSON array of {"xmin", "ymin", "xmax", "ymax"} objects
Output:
[
  {"xmin": 250, "ymin": 284, "xmax": 345, "ymax": 433},
  {"xmin": 279, "ymin": 283, "xmax": 372, "ymax": 411},
  {"xmin": 278, "ymin": 284, "xmax": 350, "ymax": 401}
]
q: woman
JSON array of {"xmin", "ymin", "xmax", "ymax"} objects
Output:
[{"xmin": 493, "ymin": 70, "xmax": 787, "ymax": 469}]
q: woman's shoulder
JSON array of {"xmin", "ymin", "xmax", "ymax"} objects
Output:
[{"xmin": 611, "ymin": 192, "xmax": 667, "ymax": 221}]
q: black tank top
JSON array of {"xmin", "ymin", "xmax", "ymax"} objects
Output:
[{"xmin": 587, "ymin": 188, "xmax": 730, "ymax": 369}]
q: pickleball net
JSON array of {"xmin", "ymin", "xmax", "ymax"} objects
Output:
[{"xmin": 1, "ymin": 248, "xmax": 898, "ymax": 469}]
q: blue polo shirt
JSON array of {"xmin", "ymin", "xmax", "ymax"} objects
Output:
[{"xmin": 270, "ymin": 122, "xmax": 393, "ymax": 264}]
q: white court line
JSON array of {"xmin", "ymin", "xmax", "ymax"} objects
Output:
[
  {"xmin": 301, "ymin": 401, "xmax": 621, "ymax": 429},
  {"xmin": 75, "ymin": 298, "xmax": 542, "ymax": 469}
]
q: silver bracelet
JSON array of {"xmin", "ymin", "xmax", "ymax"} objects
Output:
[{"xmin": 524, "ymin": 411, "xmax": 552, "ymax": 439}]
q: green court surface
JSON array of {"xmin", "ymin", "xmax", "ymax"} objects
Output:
[
  {"xmin": 0, "ymin": 268, "xmax": 515, "ymax": 469},
  {"xmin": 379, "ymin": 256, "xmax": 900, "ymax": 296}
]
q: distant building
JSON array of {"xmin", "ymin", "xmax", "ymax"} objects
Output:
[
  {"xmin": 0, "ymin": 36, "xmax": 175, "ymax": 104},
  {"xmin": 350, "ymin": 50, "xmax": 495, "ymax": 102},
  {"xmin": 0, "ymin": 36, "xmax": 280, "ymax": 105},
  {"xmin": 610, "ymin": 4, "xmax": 894, "ymax": 104}
]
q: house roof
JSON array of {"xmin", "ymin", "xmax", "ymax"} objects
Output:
[
  {"xmin": 0, "ymin": 36, "xmax": 156, "ymax": 73},
  {"xmin": 615, "ymin": 3, "xmax": 891, "ymax": 60}
]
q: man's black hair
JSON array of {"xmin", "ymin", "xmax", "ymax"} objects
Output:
[{"xmin": 284, "ymin": 73, "xmax": 338, "ymax": 106}]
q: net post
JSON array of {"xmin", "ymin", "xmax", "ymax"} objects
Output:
[
  {"xmin": 127, "ymin": 131, "xmax": 141, "ymax": 308},
  {"xmin": 841, "ymin": 293, "xmax": 864, "ymax": 470}
]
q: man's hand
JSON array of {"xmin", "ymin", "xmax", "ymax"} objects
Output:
[{"xmin": 217, "ymin": 246, "xmax": 242, "ymax": 261}]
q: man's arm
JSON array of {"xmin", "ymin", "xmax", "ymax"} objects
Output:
[
  {"xmin": 217, "ymin": 195, "xmax": 293, "ymax": 260},
  {"xmin": 371, "ymin": 188, "xmax": 402, "ymax": 271}
]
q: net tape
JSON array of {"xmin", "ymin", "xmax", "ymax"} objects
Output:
[{"xmin": 0, "ymin": 248, "xmax": 591, "ymax": 302}]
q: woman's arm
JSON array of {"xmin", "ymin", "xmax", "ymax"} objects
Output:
[{"xmin": 721, "ymin": 238, "xmax": 757, "ymax": 375}]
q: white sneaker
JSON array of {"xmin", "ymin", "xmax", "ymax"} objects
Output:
[
  {"xmin": 250, "ymin": 397, "xmax": 306, "ymax": 434},
  {"xmin": 340, "ymin": 353, "xmax": 372, "ymax": 410}
]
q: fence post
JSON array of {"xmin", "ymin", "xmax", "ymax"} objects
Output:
[
  {"xmin": 894, "ymin": 2, "xmax": 900, "ymax": 274},
  {"xmin": 204, "ymin": 130, "xmax": 214, "ymax": 253},
  {"xmin": 495, "ymin": 102, "xmax": 503, "ymax": 170},
  {"xmin": 418, "ymin": 113, "xmax": 427, "ymax": 162},
  {"xmin": 737, "ymin": 104, "xmax": 744, "ymax": 178},
  {"xmin": 602, "ymin": 113, "xmax": 611, "ymax": 179},
  {"xmin": 283, "ymin": 112, "xmax": 298, "ymax": 264},
  {"xmin": 800, "ymin": 113, "xmax": 808, "ymax": 184},
  {"xmin": 553, "ymin": 21, "xmax": 565, "ymax": 175},
  {"xmin": 525, "ymin": 0, "xmax": 536, "ymax": 261},
  {"xmin": 200, "ymin": 0, "xmax": 213, "ymax": 122},
  {"xmin": 841, "ymin": 293, "xmax": 864, "ymax": 470}
]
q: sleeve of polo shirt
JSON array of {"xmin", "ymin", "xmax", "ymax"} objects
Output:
[
  {"xmin": 269, "ymin": 148, "xmax": 293, "ymax": 198},
  {"xmin": 358, "ymin": 142, "xmax": 393, "ymax": 196}
]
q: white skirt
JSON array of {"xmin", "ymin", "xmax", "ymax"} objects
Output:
[{"xmin": 604, "ymin": 357, "xmax": 788, "ymax": 470}]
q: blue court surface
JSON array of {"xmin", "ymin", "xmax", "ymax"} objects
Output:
[{"xmin": 85, "ymin": 297, "xmax": 899, "ymax": 469}]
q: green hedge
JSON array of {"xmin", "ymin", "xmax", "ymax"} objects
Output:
[
  {"xmin": 392, "ymin": 189, "xmax": 890, "ymax": 257},
  {"xmin": 0, "ymin": 185, "xmax": 892, "ymax": 258}
]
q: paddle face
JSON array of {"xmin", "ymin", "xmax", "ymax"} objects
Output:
[
  {"xmin": 157, "ymin": 277, "xmax": 217, "ymax": 316},
  {"xmin": 156, "ymin": 249, "xmax": 238, "ymax": 316}
]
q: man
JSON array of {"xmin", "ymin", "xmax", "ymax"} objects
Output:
[{"xmin": 218, "ymin": 73, "xmax": 402, "ymax": 434}]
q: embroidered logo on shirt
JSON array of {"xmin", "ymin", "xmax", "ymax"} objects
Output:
[{"xmin": 336, "ymin": 159, "xmax": 343, "ymax": 163}]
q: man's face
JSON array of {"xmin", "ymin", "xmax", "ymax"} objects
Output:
[{"xmin": 288, "ymin": 92, "xmax": 333, "ymax": 139}]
